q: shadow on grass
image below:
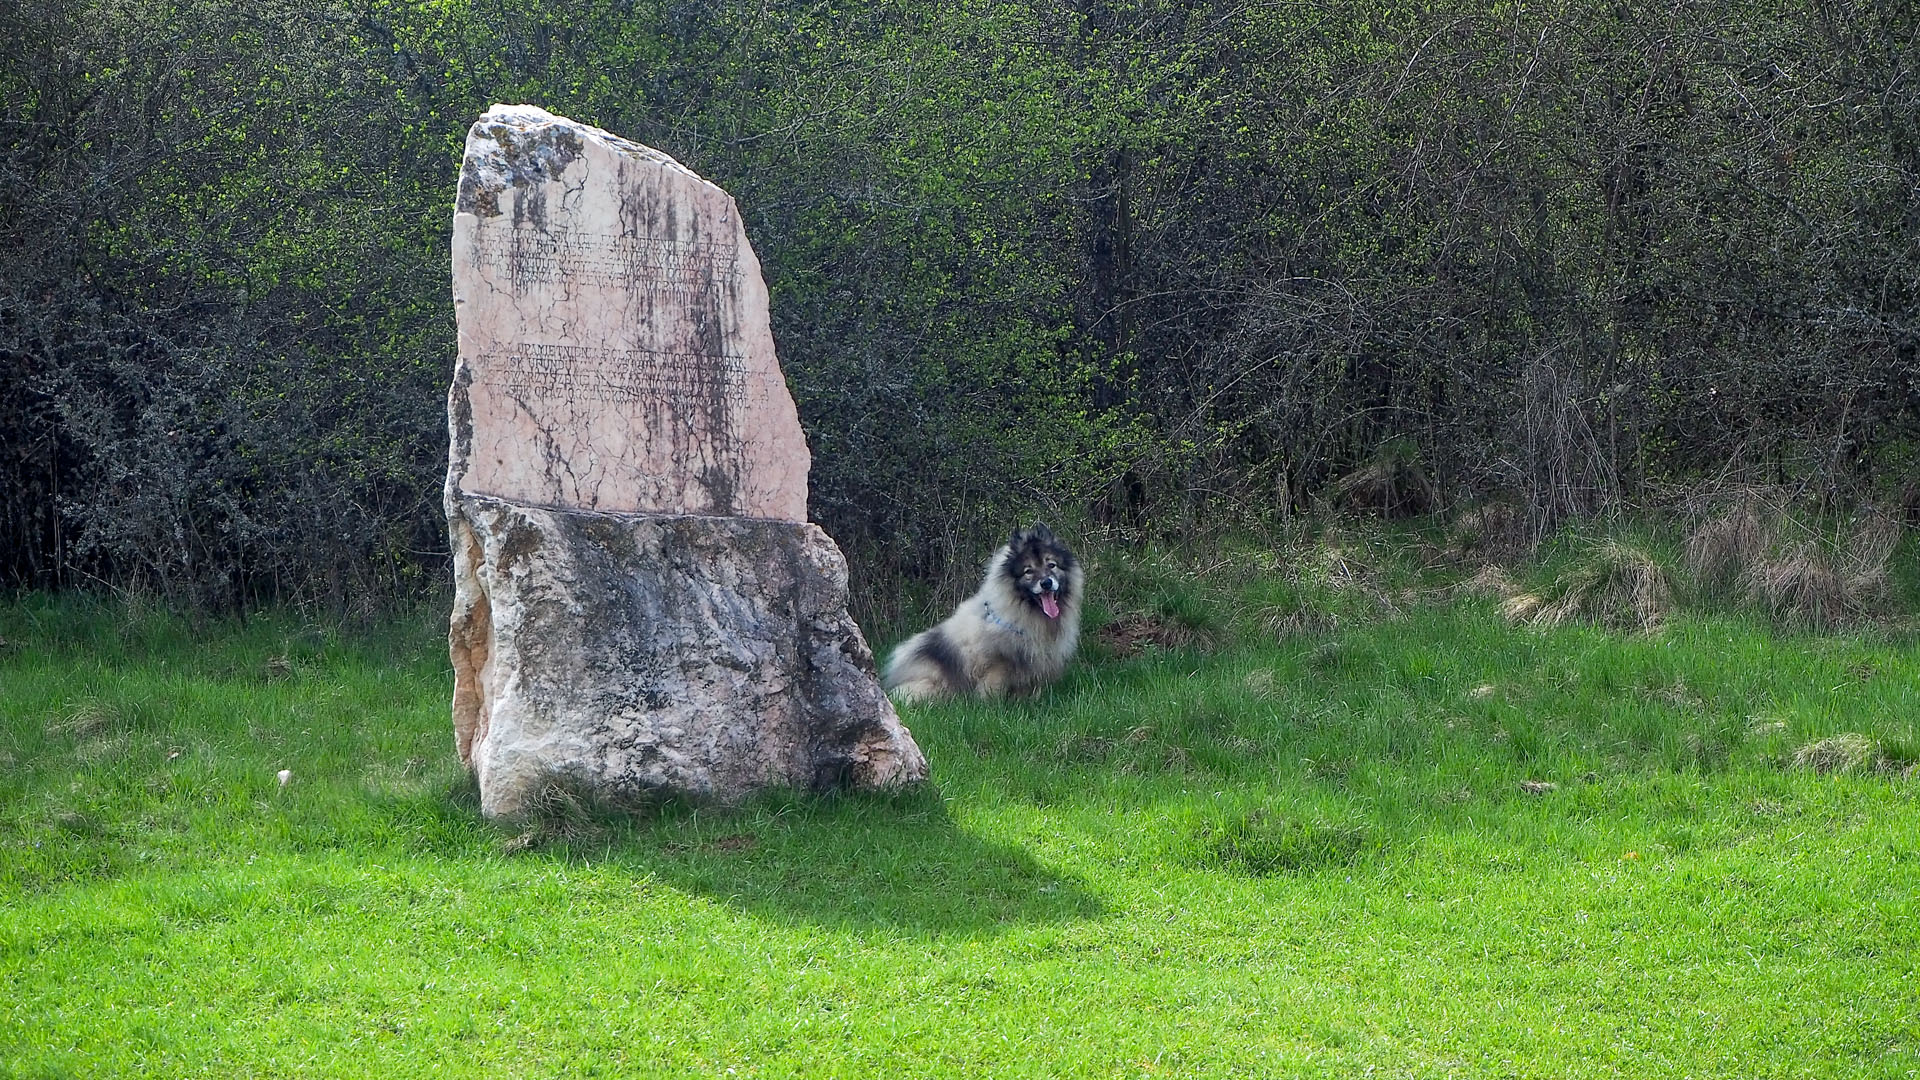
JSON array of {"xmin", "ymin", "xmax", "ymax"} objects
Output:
[{"xmin": 495, "ymin": 783, "xmax": 1105, "ymax": 938}]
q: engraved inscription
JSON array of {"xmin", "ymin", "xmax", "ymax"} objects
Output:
[
  {"xmin": 497, "ymin": 229, "xmax": 741, "ymax": 294},
  {"xmin": 490, "ymin": 344, "xmax": 752, "ymax": 406},
  {"xmin": 450, "ymin": 105, "xmax": 810, "ymax": 521}
]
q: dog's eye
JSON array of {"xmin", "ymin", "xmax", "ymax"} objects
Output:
[
  {"xmin": 1045, "ymin": 561, "xmax": 1058, "ymax": 571},
  {"xmin": 1021, "ymin": 567, "xmax": 1035, "ymax": 577}
]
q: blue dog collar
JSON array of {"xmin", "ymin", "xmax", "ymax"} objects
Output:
[{"xmin": 981, "ymin": 600, "xmax": 1029, "ymax": 638}]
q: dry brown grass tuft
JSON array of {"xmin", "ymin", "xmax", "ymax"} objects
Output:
[
  {"xmin": 1684, "ymin": 505, "xmax": 1770, "ymax": 588},
  {"xmin": 1290, "ymin": 538, "xmax": 1401, "ymax": 617},
  {"xmin": 1300, "ymin": 540, "xmax": 1374, "ymax": 592},
  {"xmin": 1258, "ymin": 607, "xmax": 1338, "ymax": 640},
  {"xmin": 53, "ymin": 699, "xmax": 124, "ymax": 738},
  {"xmin": 500, "ymin": 780, "xmax": 618, "ymax": 853},
  {"xmin": 1456, "ymin": 564, "xmax": 1517, "ymax": 599},
  {"xmin": 1498, "ymin": 591, "xmax": 1546, "ymax": 623},
  {"xmin": 1332, "ymin": 444, "xmax": 1436, "ymax": 519},
  {"xmin": 1841, "ymin": 508, "xmax": 1902, "ymax": 607},
  {"xmin": 1743, "ymin": 544, "xmax": 1852, "ymax": 630},
  {"xmin": 1450, "ymin": 501, "xmax": 1528, "ymax": 557},
  {"xmin": 1790, "ymin": 733, "xmax": 1880, "ymax": 774},
  {"xmin": 1728, "ymin": 505, "xmax": 1904, "ymax": 628},
  {"xmin": 1503, "ymin": 540, "xmax": 1671, "ymax": 632}
]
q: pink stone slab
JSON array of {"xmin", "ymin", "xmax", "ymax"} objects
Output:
[{"xmin": 448, "ymin": 104, "xmax": 809, "ymax": 521}]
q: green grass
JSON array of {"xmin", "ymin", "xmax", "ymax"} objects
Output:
[{"xmin": 3, "ymin": 567, "xmax": 1919, "ymax": 1078}]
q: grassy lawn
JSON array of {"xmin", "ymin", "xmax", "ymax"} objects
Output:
[{"xmin": 3, "ymin": 544, "xmax": 1918, "ymax": 1078}]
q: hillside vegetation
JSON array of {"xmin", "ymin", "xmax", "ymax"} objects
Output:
[{"xmin": 4, "ymin": 0, "xmax": 1917, "ymax": 608}]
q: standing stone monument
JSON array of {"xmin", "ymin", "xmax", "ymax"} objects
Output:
[{"xmin": 447, "ymin": 104, "xmax": 926, "ymax": 818}]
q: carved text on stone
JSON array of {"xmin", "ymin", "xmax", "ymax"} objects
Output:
[
  {"xmin": 495, "ymin": 228, "xmax": 742, "ymax": 295},
  {"xmin": 488, "ymin": 343, "xmax": 752, "ymax": 407}
]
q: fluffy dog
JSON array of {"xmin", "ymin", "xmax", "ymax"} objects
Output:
[{"xmin": 883, "ymin": 523, "xmax": 1084, "ymax": 703}]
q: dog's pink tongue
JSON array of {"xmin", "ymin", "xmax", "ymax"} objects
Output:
[{"xmin": 1041, "ymin": 592, "xmax": 1061, "ymax": 620}]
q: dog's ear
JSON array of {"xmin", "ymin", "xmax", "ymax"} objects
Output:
[{"xmin": 1028, "ymin": 522, "xmax": 1055, "ymax": 543}]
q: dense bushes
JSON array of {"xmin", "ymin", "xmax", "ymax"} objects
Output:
[{"xmin": 3, "ymin": 0, "xmax": 1915, "ymax": 608}]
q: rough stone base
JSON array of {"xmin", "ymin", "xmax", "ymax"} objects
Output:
[{"xmin": 449, "ymin": 494, "xmax": 927, "ymax": 818}]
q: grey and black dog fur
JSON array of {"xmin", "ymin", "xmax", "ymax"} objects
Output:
[{"xmin": 882, "ymin": 523, "xmax": 1085, "ymax": 703}]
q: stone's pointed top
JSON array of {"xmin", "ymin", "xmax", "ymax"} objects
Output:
[
  {"xmin": 476, "ymin": 103, "xmax": 669, "ymax": 156},
  {"xmin": 480, "ymin": 104, "xmax": 686, "ymax": 165},
  {"xmin": 448, "ymin": 105, "xmax": 810, "ymax": 522},
  {"xmin": 458, "ymin": 105, "xmax": 706, "ymax": 216}
]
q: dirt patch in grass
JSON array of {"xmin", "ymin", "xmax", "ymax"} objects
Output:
[{"xmin": 1098, "ymin": 612, "xmax": 1204, "ymax": 657}]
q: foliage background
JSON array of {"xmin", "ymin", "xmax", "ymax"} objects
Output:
[{"xmin": 3, "ymin": 0, "xmax": 1916, "ymax": 609}]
